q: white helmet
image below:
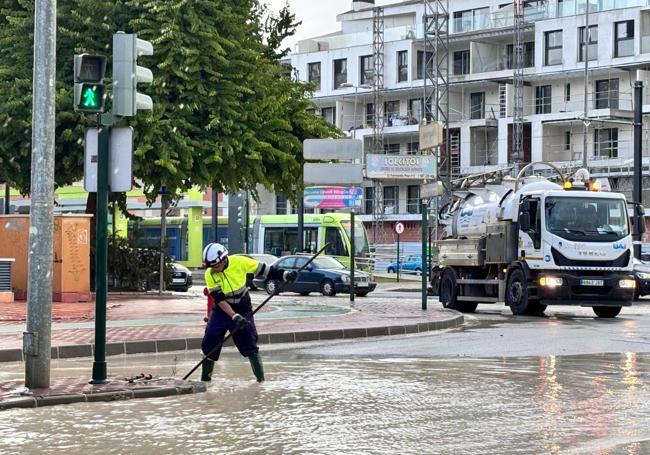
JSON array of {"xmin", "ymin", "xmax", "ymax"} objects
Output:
[{"xmin": 203, "ymin": 243, "xmax": 228, "ymax": 268}]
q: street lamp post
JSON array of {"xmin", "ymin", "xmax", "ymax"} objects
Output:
[{"xmin": 341, "ymin": 83, "xmax": 372, "ymax": 139}]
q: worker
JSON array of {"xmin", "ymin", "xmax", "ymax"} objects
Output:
[{"xmin": 201, "ymin": 243, "xmax": 298, "ymax": 382}]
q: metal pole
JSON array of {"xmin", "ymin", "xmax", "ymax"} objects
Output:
[
  {"xmin": 159, "ymin": 192, "xmax": 167, "ymax": 294},
  {"xmin": 211, "ymin": 189, "xmax": 218, "ymax": 242},
  {"xmin": 244, "ymin": 190, "xmax": 250, "ymax": 254},
  {"xmin": 298, "ymin": 189, "xmax": 304, "ymax": 252},
  {"xmin": 421, "ymin": 201, "xmax": 428, "ymax": 310},
  {"xmin": 350, "ymin": 211, "xmax": 355, "ymax": 303},
  {"xmin": 91, "ymin": 124, "xmax": 110, "ymax": 384},
  {"xmin": 634, "ymin": 80, "xmax": 643, "ymax": 259},
  {"xmin": 582, "ymin": 0, "xmax": 590, "ymax": 168},
  {"xmin": 4, "ymin": 184, "xmax": 9, "ymax": 214},
  {"xmin": 396, "ymin": 232, "xmax": 400, "ymax": 283},
  {"xmin": 25, "ymin": 0, "xmax": 57, "ymax": 389}
]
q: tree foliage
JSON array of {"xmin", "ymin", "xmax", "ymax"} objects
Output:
[{"xmin": 0, "ymin": 0, "xmax": 338, "ymax": 200}]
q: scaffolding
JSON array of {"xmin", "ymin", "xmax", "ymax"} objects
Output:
[
  {"xmin": 371, "ymin": 6, "xmax": 385, "ymax": 244},
  {"xmin": 512, "ymin": 0, "xmax": 525, "ymax": 171}
]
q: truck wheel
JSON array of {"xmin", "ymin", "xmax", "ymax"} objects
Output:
[
  {"xmin": 439, "ymin": 269, "xmax": 458, "ymax": 309},
  {"xmin": 506, "ymin": 268, "xmax": 530, "ymax": 315},
  {"xmin": 592, "ymin": 306, "xmax": 621, "ymax": 318}
]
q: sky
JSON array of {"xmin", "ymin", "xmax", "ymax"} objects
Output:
[{"xmin": 266, "ymin": 0, "xmax": 395, "ymax": 51}]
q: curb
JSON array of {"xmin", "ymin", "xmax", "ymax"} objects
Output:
[
  {"xmin": 0, "ymin": 313, "xmax": 464, "ymax": 363},
  {"xmin": 0, "ymin": 381, "xmax": 207, "ymax": 411}
]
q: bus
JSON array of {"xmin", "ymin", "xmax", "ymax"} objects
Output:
[{"xmin": 129, "ymin": 213, "xmax": 370, "ymax": 268}]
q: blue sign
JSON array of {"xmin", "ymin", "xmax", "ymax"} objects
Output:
[{"xmin": 304, "ymin": 186, "xmax": 363, "ymax": 209}]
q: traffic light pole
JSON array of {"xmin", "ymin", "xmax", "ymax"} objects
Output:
[{"xmin": 91, "ymin": 115, "xmax": 111, "ymax": 384}]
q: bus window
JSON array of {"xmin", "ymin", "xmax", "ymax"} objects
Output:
[
  {"xmin": 264, "ymin": 227, "xmax": 299, "ymax": 256},
  {"xmin": 341, "ymin": 220, "xmax": 370, "ymax": 256},
  {"xmin": 324, "ymin": 227, "xmax": 348, "ymax": 257},
  {"xmin": 304, "ymin": 227, "xmax": 318, "ymax": 253}
]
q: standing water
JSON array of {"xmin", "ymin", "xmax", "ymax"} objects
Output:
[{"xmin": 1, "ymin": 349, "xmax": 649, "ymax": 454}]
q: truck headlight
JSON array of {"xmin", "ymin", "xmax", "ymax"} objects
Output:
[
  {"xmin": 636, "ymin": 272, "xmax": 650, "ymax": 280},
  {"xmin": 539, "ymin": 276, "xmax": 563, "ymax": 287},
  {"xmin": 619, "ymin": 279, "xmax": 636, "ymax": 289},
  {"xmin": 341, "ymin": 274, "xmax": 351, "ymax": 284}
]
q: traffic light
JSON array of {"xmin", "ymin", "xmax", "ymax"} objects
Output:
[
  {"xmin": 74, "ymin": 54, "xmax": 107, "ymax": 113},
  {"xmin": 113, "ymin": 32, "xmax": 154, "ymax": 117}
]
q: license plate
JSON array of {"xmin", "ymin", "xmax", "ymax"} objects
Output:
[
  {"xmin": 356, "ymin": 282, "xmax": 369, "ymax": 287},
  {"xmin": 581, "ymin": 279, "xmax": 604, "ymax": 286},
  {"xmin": 172, "ymin": 278, "xmax": 186, "ymax": 284}
]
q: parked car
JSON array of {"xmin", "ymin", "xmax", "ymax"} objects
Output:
[
  {"xmin": 168, "ymin": 263, "xmax": 193, "ymax": 292},
  {"xmin": 232, "ymin": 253, "xmax": 278, "ymax": 290},
  {"xmin": 253, "ymin": 255, "xmax": 377, "ymax": 297},
  {"xmin": 633, "ymin": 257, "xmax": 650, "ymax": 300},
  {"xmin": 387, "ymin": 255, "xmax": 424, "ymax": 275}
]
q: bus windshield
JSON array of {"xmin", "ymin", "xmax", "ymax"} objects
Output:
[
  {"xmin": 341, "ymin": 220, "xmax": 370, "ymax": 256},
  {"xmin": 545, "ymin": 197, "xmax": 629, "ymax": 242}
]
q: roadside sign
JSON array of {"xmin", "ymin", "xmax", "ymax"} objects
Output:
[
  {"xmin": 304, "ymin": 163, "xmax": 364, "ymax": 185},
  {"xmin": 304, "ymin": 186, "xmax": 362, "ymax": 209},
  {"xmin": 366, "ymin": 154, "xmax": 436, "ymax": 179},
  {"xmin": 421, "ymin": 181, "xmax": 444, "ymax": 199},
  {"xmin": 84, "ymin": 127, "xmax": 133, "ymax": 192},
  {"xmin": 395, "ymin": 222, "xmax": 405, "ymax": 235},
  {"xmin": 303, "ymin": 139, "xmax": 363, "ymax": 161}
]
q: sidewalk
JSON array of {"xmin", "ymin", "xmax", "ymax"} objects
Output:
[{"xmin": 0, "ymin": 284, "xmax": 463, "ymax": 363}]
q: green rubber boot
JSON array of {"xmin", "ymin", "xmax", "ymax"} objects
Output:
[
  {"xmin": 249, "ymin": 353, "xmax": 265, "ymax": 383},
  {"xmin": 201, "ymin": 359, "xmax": 215, "ymax": 382}
]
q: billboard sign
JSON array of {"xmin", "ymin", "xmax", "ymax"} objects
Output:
[
  {"xmin": 304, "ymin": 186, "xmax": 363, "ymax": 209},
  {"xmin": 366, "ymin": 154, "xmax": 436, "ymax": 179}
]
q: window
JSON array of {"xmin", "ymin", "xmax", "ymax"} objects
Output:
[
  {"xmin": 366, "ymin": 103, "xmax": 375, "ymax": 127},
  {"xmin": 324, "ymin": 227, "xmax": 348, "ymax": 257},
  {"xmin": 385, "ymin": 100, "xmax": 400, "ymax": 126},
  {"xmin": 364, "ymin": 187, "xmax": 374, "ymax": 215},
  {"xmin": 614, "ymin": 20, "xmax": 634, "ymax": 58},
  {"xmin": 453, "ymin": 50, "xmax": 470, "ymax": 75},
  {"xmin": 321, "ymin": 107, "xmax": 336, "ymax": 125},
  {"xmin": 384, "ymin": 143, "xmax": 400, "ymax": 155},
  {"xmin": 544, "ymin": 30, "xmax": 563, "ymax": 66},
  {"xmin": 453, "ymin": 8, "xmax": 489, "ymax": 33},
  {"xmin": 595, "ymin": 79, "xmax": 619, "ymax": 109},
  {"xmin": 407, "ymin": 185, "xmax": 420, "ymax": 214},
  {"xmin": 470, "ymin": 92, "xmax": 485, "ymax": 119},
  {"xmin": 308, "ymin": 62, "xmax": 321, "ymax": 90},
  {"xmin": 578, "ymin": 25, "xmax": 598, "ymax": 62},
  {"xmin": 409, "ymin": 99, "xmax": 423, "ymax": 123},
  {"xmin": 519, "ymin": 197, "xmax": 541, "ymax": 249},
  {"xmin": 275, "ymin": 193, "xmax": 288, "ymax": 215},
  {"xmin": 564, "ymin": 131, "xmax": 571, "ymax": 151},
  {"xmin": 397, "ymin": 50, "xmax": 408, "ymax": 82},
  {"xmin": 334, "ymin": 58, "xmax": 347, "ymax": 89},
  {"xmin": 564, "ymin": 83, "xmax": 571, "ymax": 102},
  {"xmin": 535, "ymin": 85, "xmax": 551, "ymax": 114},
  {"xmin": 416, "ymin": 51, "xmax": 433, "ymax": 80},
  {"xmin": 383, "ymin": 186, "xmax": 398, "ymax": 214},
  {"xmin": 407, "ymin": 142, "xmax": 419, "ymax": 155},
  {"xmin": 264, "ymin": 228, "xmax": 298, "ymax": 256},
  {"xmin": 506, "ymin": 42, "xmax": 535, "ymax": 69},
  {"xmin": 360, "ymin": 55, "xmax": 373, "ymax": 86},
  {"xmin": 594, "ymin": 128, "xmax": 618, "ymax": 158}
]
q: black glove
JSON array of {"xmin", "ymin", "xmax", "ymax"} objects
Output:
[
  {"xmin": 231, "ymin": 313, "xmax": 248, "ymax": 330},
  {"xmin": 284, "ymin": 270, "xmax": 299, "ymax": 282}
]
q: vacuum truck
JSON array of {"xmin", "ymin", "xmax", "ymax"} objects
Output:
[{"xmin": 430, "ymin": 163, "xmax": 643, "ymax": 318}]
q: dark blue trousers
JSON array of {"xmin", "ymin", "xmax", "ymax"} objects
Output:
[{"xmin": 201, "ymin": 293, "xmax": 259, "ymax": 360}]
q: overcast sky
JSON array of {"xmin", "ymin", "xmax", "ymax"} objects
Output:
[{"xmin": 266, "ymin": 0, "xmax": 395, "ymax": 51}]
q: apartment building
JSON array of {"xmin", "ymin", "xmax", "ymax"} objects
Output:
[{"xmin": 289, "ymin": 0, "xmax": 650, "ymax": 229}]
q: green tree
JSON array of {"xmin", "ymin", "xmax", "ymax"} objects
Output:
[{"xmin": 0, "ymin": 0, "xmax": 338, "ymax": 201}]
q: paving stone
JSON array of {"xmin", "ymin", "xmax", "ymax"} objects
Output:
[
  {"xmin": 58, "ymin": 344, "xmax": 92, "ymax": 359},
  {"xmin": 36, "ymin": 394, "xmax": 87, "ymax": 407},
  {"xmin": 156, "ymin": 339, "xmax": 187, "ymax": 353},
  {"xmin": 125, "ymin": 341, "xmax": 156, "ymax": 355},
  {"xmin": 0, "ymin": 397, "xmax": 36, "ymax": 410}
]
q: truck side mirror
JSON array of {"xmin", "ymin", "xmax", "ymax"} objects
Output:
[
  {"xmin": 520, "ymin": 213, "xmax": 531, "ymax": 231},
  {"xmin": 521, "ymin": 201, "xmax": 531, "ymax": 213},
  {"xmin": 638, "ymin": 216, "xmax": 646, "ymax": 235},
  {"xmin": 636, "ymin": 204, "xmax": 645, "ymax": 218}
]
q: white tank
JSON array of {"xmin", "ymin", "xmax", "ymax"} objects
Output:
[{"xmin": 445, "ymin": 177, "xmax": 562, "ymax": 238}]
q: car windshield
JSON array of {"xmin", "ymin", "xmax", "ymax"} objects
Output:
[
  {"xmin": 545, "ymin": 197, "xmax": 629, "ymax": 242},
  {"xmin": 313, "ymin": 256, "xmax": 346, "ymax": 269}
]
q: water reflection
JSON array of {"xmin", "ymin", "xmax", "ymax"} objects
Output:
[{"xmin": 0, "ymin": 351, "xmax": 649, "ymax": 454}]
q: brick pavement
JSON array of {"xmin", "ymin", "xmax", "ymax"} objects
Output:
[{"xmin": 0, "ymin": 287, "xmax": 463, "ymax": 362}]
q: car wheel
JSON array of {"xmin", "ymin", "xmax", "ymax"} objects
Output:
[
  {"xmin": 592, "ymin": 306, "xmax": 622, "ymax": 318},
  {"xmin": 356, "ymin": 291, "xmax": 369, "ymax": 297},
  {"xmin": 415, "ymin": 268, "xmax": 422, "ymax": 276},
  {"xmin": 320, "ymin": 279, "xmax": 336, "ymax": 297},
  {"xmin": 265, "ymin": 280, "xmax": 280, "ymax": 295},
  {"xmin": 387, "ymin": 267, "xmax": 395, "ymax": 274}
]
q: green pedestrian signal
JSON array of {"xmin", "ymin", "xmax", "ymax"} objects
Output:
[{"xmin": 73, "ymin": 54, "xmax": 107, "ymax": 113}]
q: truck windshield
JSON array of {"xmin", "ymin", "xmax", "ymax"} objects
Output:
[{"xmin": 545, "ymin": 197, "xmax": 629, "ymax": 242}]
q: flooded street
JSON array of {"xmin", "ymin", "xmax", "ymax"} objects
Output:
[{"xmin": 1, "ymin": 345, "xmax": 650, "ymax": 455}]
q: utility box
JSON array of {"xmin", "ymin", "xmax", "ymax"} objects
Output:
[
  {"xmin": 485, "ymin": 222, "xmax": 518, "ymax": 264},
  {"xmin": 437, "ymin": 237, "xmax": 486, "ymax": 267},
  {"xmin": 0, "ymin": 215, "xmax": 92, "ymax": 302},
  {"xmin": 0, "ymin": 258, "xmax": 14, "ymax": 302}
]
